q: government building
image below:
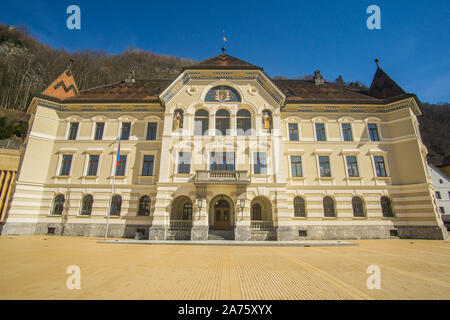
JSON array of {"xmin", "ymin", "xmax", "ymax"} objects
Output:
[{"xmin": 2, "ymin": 52, "xmax": 447, "ymax": 240}]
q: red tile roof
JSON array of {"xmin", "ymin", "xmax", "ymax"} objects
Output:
[
  {"xmin": 273, "ymin": 79, "xmax": 380, "ymax": 103},
  {"xmin": 63, "ymin": 80, "xmax": 171, "ymax": 103},
  {"xmin": 183, "ymin": 54, "xmax": 262, "ymax": 70},
  {"xmin": 37, "ymin": 55, "xmax": 415, "ymax": 105},
  {"xmin": 41, "ymin": 69, "xmax": 79, "ymax": 100}
]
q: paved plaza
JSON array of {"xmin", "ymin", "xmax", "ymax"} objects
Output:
[{"xmin": 0, "ymin": 235, "xmax": 449, "ymax": 299}]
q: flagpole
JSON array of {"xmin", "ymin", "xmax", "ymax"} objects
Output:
[{"xmin": 105, "ymin": 134, "xmax": 120, "ymax": 240}]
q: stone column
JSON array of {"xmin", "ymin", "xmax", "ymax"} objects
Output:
[
  {"xmin": 235, "ymin": 193, "xmax": 251, "ymax": 241},
  {"xmin": 149, "ymin": 186, "xmax": 175, "ymax": 240},
  {"xmin": 191, "ymin": 199, "xmax": 208, "ymax": 240}
]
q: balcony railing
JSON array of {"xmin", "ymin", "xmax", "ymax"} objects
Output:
[
  {"xmin": 169, "ymin": 220, "xmax": 192, "ymax": 230},
  {"xmin": 250, "ymin": 220, "xmax": 274, "ymax": 231},
  {"xmin": 193, "ymin": 170, "xmax": 249, "ymax": 183}
]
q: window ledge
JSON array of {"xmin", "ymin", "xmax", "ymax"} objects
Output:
[
  {"xmin": 293, "ymin": 216, "xmax": 307, "ymax": 219},
  {"xmin": 374, "ymin": 176, "xmax": 391, "ymax": 180},
  {"xmin": 82, "ymin": 175, "xmax": 98, "ymax": 179},
  {"xmin": 53, "ymin": 175, "xmax": 71, "ymax": 179},
  {"xmin": 322, "ymin": 217, "xmax": 337, "ymax": 220},
  {"xmin": 108, "ymin": 176, "xmax": 126, "ymax": 180},
  {"xmin": 345, "ymin": 177, "xmax": 362, "ymax": 181},
  {"xmin": 105, "ymin": 215, "xmax": 121, "ymax": 219},
  {"xmin": 352, "ymin": 216, "xmax": 367, "ymax": 220},
  {"xmin": 291, "ymin": 176, "xmax": 305, "ymax": 180},
  {"xmin": 47, "ymin": 214, "xmax": 63, "ymax": 217},
  {"xmin": 317, "ymin": 177, "xmax": 334, "ymax": 181},
  {"xmin": 76, "ymin": 215, "xmax": 91, "ymax": 218}
]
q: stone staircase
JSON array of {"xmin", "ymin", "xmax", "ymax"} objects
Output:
[{"xmin": 208, "ymin": 229, "xmax": 235, "ymax": 241}]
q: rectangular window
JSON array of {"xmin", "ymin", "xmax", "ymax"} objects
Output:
[
  {"xmin": 368, "ymin": 123, "xmax": 380, "ymax": 141},
  {"xmin": 439, "ymin": 207, "xmax": 445, "ymax": 214},
  {"xmin": 210, "ymin": 152, "xmax": 234, "ymax": 171},
  {"xmin": 146, "ymin": 122, "xmax": 157, "ymax": 140},
  {"xmin": 374, "ymin": 156, "xmax": 387, "ymax": 177},
  {"xmin": 288, "ymin": 123, "xmax": 299, "ymax": 141},
  {"xmin": 142, "ymin": 155, "xmax": 155, "ymax": 176},
  {"xmin": 87, "ymin": 155, "xmax": 99, "ymax": 176},
  {"xmin": 115, "ymin": 155, "xmax": 127, "ymax": 176},
  {"xmin": 177, "ymin": 152, "xmax": 190, "ymax": 174},
  {"xmin": 60, "ymin": 155, "xmax": 73, "ymax": 176},
  {"xmin": 253, "ymin": 152, "xmax": 267, "ymax": 174},
  {"xmin": 94, "ymin": 122, "xmax": 104, "ymax": 140},
  {"xmin": 448, "ymin": 191, "xmax": 450, "ymax": 199},
  {"xmin": 346, "ymin": 156, "xmax": 359, "ymax": 177},
  {"xmin": 120, "ymin": 122, "xmax": 131, "ymax": 140},
  {"xmin": 68, "ymin": 122, "xmax": 79, "ymax": 140},
  {"xmin": 342, "ymin": 123, "xmax": 353, "ymax": 141},
  {"xmin": 436, "ymin": 191, "xmax": 441, "ymax": 199},
  {"xmin": 290, "ymin": 156, "xmax": 303, "ymax": 177},
  {"xmin": 319, "ymin": 156, "xmax": 331, "ymax": 177},
  {"xmin": 315, "ymin": 123, "xmax": 326, "ymax": 141}
]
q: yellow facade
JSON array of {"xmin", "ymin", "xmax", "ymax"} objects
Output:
[{"xmin": 2, "ymin": 56, "xmax": 447, "ymax": 240}]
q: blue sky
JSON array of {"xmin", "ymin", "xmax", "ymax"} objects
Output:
[{"xmin": 1, "ymin": 0, "xmax": 449, "ymax": 103}]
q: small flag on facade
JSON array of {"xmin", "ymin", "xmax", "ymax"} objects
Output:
[{"xmin": 116, "ymin": 137, "xmax": 121, "ymax": 168}]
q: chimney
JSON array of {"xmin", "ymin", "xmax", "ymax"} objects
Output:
[
  {"xmin": 313, "ymin": 69, "xmax": 324, "ymax": 85},
  {"xmin": 125, "ymin": 68, "xmax": 136, "ymax": 83}
]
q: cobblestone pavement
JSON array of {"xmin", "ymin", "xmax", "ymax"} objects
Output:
[{"xmin": 1, "ymin": 235, "xmax": 449, "ymax": 299}]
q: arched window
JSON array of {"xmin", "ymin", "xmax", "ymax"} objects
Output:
[
  {"xmin": 138, "ymin": 195, "xmax": 151, "ymax": 216},
  {"xmin": 215, "ymin": 109, "xmax": 230, "ymax": 136},
  {"xmin": 352, "ymin": 196, "xmax": 365, "ymax": 217},
  {"xmin": 294, "ymin": 197, "xmax": 306, "ymax": 217},
  {"xmin": 194, "ymin": 109, "xmax": 209, "ymax": 135},
  {"xmin": 51, "ymin": 194, "xmax": 65, "ymax": 215},
  {"xmin": 323, "ymin": 196, "xmax": 335, "ymax": 217},
  {"xmin": 237, "ymin": 109, "xmax": 251, "ymax": 136},
  {"xmin": 381, "ymin": 196, "xmax": 394, "ymax": 217},
  {"xmin": 80, "ymin": 195, "xmax": 93, "ymax": 216},
  {"xmin": 110, "ymin": 195, "xmax": 122, "ymax": 216},
  {"xmin": 252, "ymin": 203, "xmax": 262, "ymax": 220},
  {"xmin": 182, "ymin": 202, "xmax": 192, "ymax": 220}
]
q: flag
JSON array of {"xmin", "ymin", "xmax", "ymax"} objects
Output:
[
  {"xmin": 116, "ymin": 136, "xmax": 121, "ymax": 168},
  {"xmin": 223, "ymin": 36, "xmax": 227, "ymax": 42}
]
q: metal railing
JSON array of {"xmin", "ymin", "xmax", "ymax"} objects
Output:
[
  {"xmin": 0, "ymin": 139, "xmax": 22, "ymax": 150},
  {"xmin": 169, "ymin": 220, "xmax": 193, "ymax": 230},
  {"xmin": 250, "ymin": 220, "xmax": 274, "ymax": 231}
]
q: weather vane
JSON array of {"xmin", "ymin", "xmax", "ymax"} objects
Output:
[{"xmin": 222, "ymin": 30, "xmax": 227, "ymax": 55}]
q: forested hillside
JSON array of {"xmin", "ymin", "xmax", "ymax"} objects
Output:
[{"xmin": 0, "ymin": 23, "xmax": 448, "ymax": 159}]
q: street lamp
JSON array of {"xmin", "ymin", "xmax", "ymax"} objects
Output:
[
  {"xmin": 239, "ymin": 199, "xmax": 245, "ymax": 220},
  {"xmin": 196, "ymin": 198, "xmax": 203, "ymax": 220}
]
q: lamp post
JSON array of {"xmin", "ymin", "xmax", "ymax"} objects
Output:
[
  {"xmin": 239, "ymin": 198, "xmax": 245, "ymax": 220},
  {"xmin": 196, "ymin": 198, "xmax": 203, "ymax": 220}
]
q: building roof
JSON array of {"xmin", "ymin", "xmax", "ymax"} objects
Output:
[
  {"xmin": 368, "ymin": 65, "xmax": 406, "ymax": 99},
  {"xmin": 183, "ymin": 54, "xmax": 262, "ymax": 71},
  {"xmin": 273, "ymin": 79, "xmax": 380, "ymax": 103},
  {"xmin": 62, "ymin": 79, "xmax": 171, "ymax": 103},
  {"xmin": 36, "ymin": 55, "xmax": 417, "ymax": 106},
  {"xmin": 41, "ymin": 69, "xmax": 79, "ymax": 100}
]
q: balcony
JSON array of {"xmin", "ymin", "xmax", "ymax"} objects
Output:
[{"xmin": 192, "ymin": 170, "xmax": 249, "ymax": 184}]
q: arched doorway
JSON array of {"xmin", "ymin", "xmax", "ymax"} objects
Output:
[{"xmin": 210, "ymin": 195, "xmax": 234, "ymax": 230}]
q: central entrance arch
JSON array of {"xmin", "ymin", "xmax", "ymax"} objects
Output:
[{"xmin": 209, "ymin": 195, "xmax": 234, "ymax": 230}]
